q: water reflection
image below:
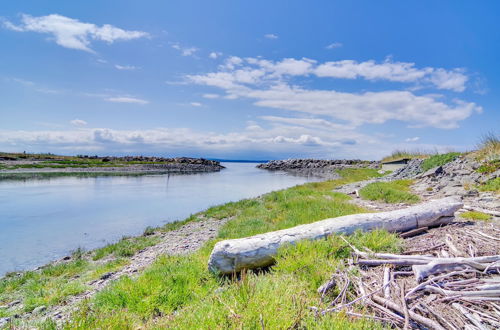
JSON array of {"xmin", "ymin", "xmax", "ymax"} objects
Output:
[{"xmin": 0, "ymin": 163, "xmax": 318, "ymax": 275}]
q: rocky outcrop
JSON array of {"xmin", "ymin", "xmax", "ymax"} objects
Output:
[
  {"xmin": 412, "ymin": 157, "xmax": 499, "ymax": 200},
  {"xmin": 388, "ymin": 159, "xmax": 424, "ymax": 180},
  {"xmin": 257, "ymin": 159, "xmax": 380, "ymax": 178}
]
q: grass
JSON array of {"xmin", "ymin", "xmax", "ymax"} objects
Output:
[
  {"xmin": 4, "ymin": 168, "xmax": 398, "ymax": 328},
  {"xmin": 475, "ymin": 132, "xmax": 500, "ymax": 161},
  {"xmin": 459, "ymin": 211, "xmax": 491, "ymax": 221},
  {"xmin": 7, "ymin": 167, "xmax": 395, "ymax": 329},
  {"xmin": 477, "ymin": 159, "xmax": 500, "ymax": 174},
  {"xmin": 359, "ymin": 180, "xmax": 420, "ymax": 204},
  {"xmin": 65, "ymin": 230, "xmax": 400, "ymax": 329},
  {"xmin": 477, "ymin": 177, "xmax": 500, "ymax": 193},
  {"xmin": 420, "ymin": 152, "xmax": 461, "ymax": 171},
  {"xmin": 92, "ymin": 236, "xmax": 161, "ymax": 260}
]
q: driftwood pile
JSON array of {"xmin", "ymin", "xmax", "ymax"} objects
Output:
[{"xmin": 312, "ymin": 231, "xmax": 500, "ymax": 329}]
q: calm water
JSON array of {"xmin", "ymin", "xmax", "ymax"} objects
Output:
[{"xmin": 0, "ymin": 163, "xmax": 317, "ymax": 275}]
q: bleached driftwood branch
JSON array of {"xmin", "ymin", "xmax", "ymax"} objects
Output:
[{"xmin": 208, "ymin": 197, "xmax": 462, "ymax": 274}]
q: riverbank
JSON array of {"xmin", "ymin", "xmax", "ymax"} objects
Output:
[
  {"xmin": 0, "ymin": 153, "xmax": 224, "ymax": 178},
  {"xmin": 1, "ymin": 151, "xmax": 498, "ymax": 328}
]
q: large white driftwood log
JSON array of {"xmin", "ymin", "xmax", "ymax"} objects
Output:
[{"xmin": 208, "ymin": 197, "xmax": 463, "ymax": 274}]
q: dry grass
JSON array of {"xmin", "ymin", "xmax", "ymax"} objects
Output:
[
  {"xmin": 474, "ymin": 132, "xmax": 500, "ymax": 161},
  {"xmin": 381, "ymin": 150, "xmax": 429, "ymax": 163}
]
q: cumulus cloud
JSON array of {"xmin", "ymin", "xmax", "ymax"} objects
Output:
[
  {"xmin": 171, "ymin": 43, "xmax": 198, "ymax": 56},
  {"xmin": 264, "ymin": 33, "xmax": 278, "ymax": 39},
  {"xmin": 405, "ymin": 136, "xmax": 420, "ymax": 142},
  {"xmin": 70, "ymin": 119, "xmax": 87, "ymax": 127},
  {"xmin": 105, "ymin": 96, "xmax": 149, "ymax": 105},
  {"xmin": 326, "ymin": 42, "xmax": 343, "ymax": 49},
  {"xmin": 186, "ymin": 56, "xmax": 479, "ymax": 129},
  {"xmin": 209, "ymin": 52, "xmax": 222, "ymax": 59},
  {"xmin": 2, "ymin": 14, "xmax": 149, "ymax": 53}
]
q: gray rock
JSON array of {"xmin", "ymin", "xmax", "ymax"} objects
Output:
[
  {"xmin": 32, "ymin": 305, "xmax": 47, "ymax": 314},
  {"xmin": 0, "ymin": 317, "xmax": 11, "ymax": 326}
]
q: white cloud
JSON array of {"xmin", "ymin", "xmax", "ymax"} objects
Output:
[
  {"xmin": 405, "ymin": 136, "xmax": 420, "ymax": 142},
  {"xmin": 186, "ymin": 56, "xmax": 480, "ymax": 129},
  {"xmin": 171, "ymin": 43, "xmax": 198, "ymax": 56},
  {"xmin": 190, "ymin": 102, "xmax": 202, "ymax": 107},
  {"xmin": 264, "ymin": 33, "xmax": 278, "ymax": 39},
  {"xmin": 326, "ymin": 42, "xmax": 343, "ymax": 49},
  {"xmin": 70, "ymin": 119, "xmax": 87, "ymax": 127},
  {"xmin": 2, "ymin": 14, "xmax": 149, "ymax": 53},
  {"xmin": 209, "ymin": 52, "xmax": 222, "ymax": 59},
  {"xmin": 105, "ymin": 97, "xmax": 149, "ymax": 105},
  {"xmin": 202, "ymin": 93, "xmax": 220, "ymax": 99},
  {"xmin": 115, "ymin": 64, "xmax": 139, "ymax": 70}
]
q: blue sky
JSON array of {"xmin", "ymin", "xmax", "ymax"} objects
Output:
[{"xmin": 0, "ymin": 1, "xmax": 498, "ymax": 160}]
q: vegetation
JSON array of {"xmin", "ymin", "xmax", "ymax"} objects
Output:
[
  {"xmin": 459, "ymin": 211, "xmax": 491, "ymax": 221},
  {"xmin": 477, "ymin": 177, "xmax": 500, "ymax": 193},
  {"xmin": 2, "ymin": 168, "xmax": 395, "ymax": 328},
  {"xmin": 475, "ymin": 132, "xmax": 500, "ymax": 161},
  {"xmin": 64, "ymin": 232, "xmax": 400, "ymax": 329},
  {"xmin": 92, "ymin": 236, "xmax": 162, "ymax": 260},
  {"xmin": 359, "ymin": 180, "xmax": 420, "ymax": 204},
  {"xmin": 380, "ymin": 149, "xmax": 429, "ymax": 163},
  {"xmin": 420, "ymin": 152, "xmax": 461, "ymax": 171},
  {"xmin": 477, "ymin": 159, "xmax": 500, "ymax": 174}
]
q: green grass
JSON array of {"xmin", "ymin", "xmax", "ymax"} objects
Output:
[
  {"xmin": 0, "ymin": 259, "xmax": 89, "ymax": 314},
  {"xmin": 4, "ymin": 168, "xmax": 394, "ymax": 328},
  {"xmin": 459, "ymin": 211, "xmax": 491, "ymax": 221},
  {"xmin": 421, "ymin": 152, "xmax": 461, "ymax": 171},
  {"xmin": 477, "ymin": 177, "xmax": 500, "ymax": 193},
  {"xmin": 53, "ymin": 168, "xmax": 399, "ymax": 329},
  {"xmin": 66, "ymin": 230, "xmax": 399, "ymax": 329},
  {"xmin": 92, "ymin": 236, "xmax": 161, "ymax": 260},
  {"xmin": 359, "ymin": 180, "xmax": 420, "ymax": 204},
  {"xmin": 477, "ymin": 159, "xmax": 500, "ymax": 174}
]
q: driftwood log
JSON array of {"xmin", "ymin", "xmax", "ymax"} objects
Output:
[{"xmin": 208, "ymin": 197, "xmax": 463, "ymax": 274}]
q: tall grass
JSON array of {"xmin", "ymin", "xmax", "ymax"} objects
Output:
[
  {"xmin": 475, "ymin": 132, "xmax": 500, "ymax": 161},
  {"xmin": 381, "ymin": 149, "xmax": 429, "ymax": 163}
]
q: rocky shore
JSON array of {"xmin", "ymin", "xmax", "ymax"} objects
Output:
[
  {"xmin": 0, "ymin": 156, "xmax": 224, "ymax": 176},
  {"xmin": 257, "ymin": 159, "xmax": 379, "ymax": 178}
]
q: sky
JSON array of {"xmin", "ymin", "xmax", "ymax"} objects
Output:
[{"xmin": 0, "ymin": 1, "xmax": 499, "ymax": 160}]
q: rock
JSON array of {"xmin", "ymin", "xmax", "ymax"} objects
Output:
[
  {"xmin": 0, "ymin": 317, "xmax": 11, "ymax": 327},
  {"xmin": 8, "ymin": 300, "xmax": 21, "ymax": 307},
  {"xmin": 419, "ymin": 166, "xmax": 443, "ymax": 178},
  {"xmin": 32, "ymin": 305, "xmax": 46, "ymax": 314},
  {"xmin": 100, "ymin": 272, "xmax": 114, "ymax": 280}
]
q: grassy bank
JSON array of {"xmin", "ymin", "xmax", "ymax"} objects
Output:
[
  {"xmin": 1, "ymin": 168, "xmax": 404, "ymax": 328},
  {"xmin": 359, "ymin": 180, "xmax": 420, "ymax": 204}
]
